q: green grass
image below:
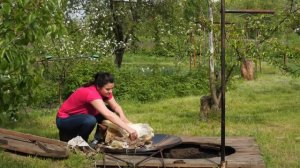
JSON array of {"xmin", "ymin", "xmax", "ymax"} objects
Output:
[
  {"xmin": 1, "ymin": 65, "xmax": 300, "ymax": 167},
  {"xmin": 228, "ymin": 73, "xmax": 300, "ymax": 168}
]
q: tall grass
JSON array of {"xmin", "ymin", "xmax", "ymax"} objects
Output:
[{"xmin": 0, "ymin": 64, "xmax": 299, "ymax": 167}]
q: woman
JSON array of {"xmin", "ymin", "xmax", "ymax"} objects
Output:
[{"xmin": 56, "ymin": 72, "xmax": 137, "ymax": 144}]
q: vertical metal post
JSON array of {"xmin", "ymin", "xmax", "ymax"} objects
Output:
[
  {"xmin": 219, "ymin": 1, "xmax": 274, "ymax": 167},
  {"xmin": 220, "ymin": 0, "xmax": 226, "ymax": 165}
]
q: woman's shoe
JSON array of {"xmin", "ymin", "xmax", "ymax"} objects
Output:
[{"xmin": 89, "ymin": 139, "xmax": 99, "ymax": 149}]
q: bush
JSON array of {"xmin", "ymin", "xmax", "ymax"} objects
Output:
[
  {"xmin": 113, "ymin": 65, "xmax": 208, "ymax": 102},
  {"xmin": 32, "ymin": 57, "xmax": 117, "ymax": 107},
  {"xmin": 33, "ymin": 58, "xmax": 209, "ymax": 107}
]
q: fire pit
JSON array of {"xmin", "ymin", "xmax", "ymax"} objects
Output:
[
  {"xmin": 100, "ymin": 134, "xmax": 182, "ymax": 155},
  {"xmin": 96, "ymin": 135, "xmax": 265, "ymax": 168},
  {"xmin": 155, "ymin": 142, "xmax": 235, "ymax": 159}
]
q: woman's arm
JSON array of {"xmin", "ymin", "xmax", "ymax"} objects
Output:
[
  {"xmin": 107, "ymin": 97, "xmax": 131, "ymax": 123},
  {"xmin": 91, "ymin": 99, "xmax": 137, "ymax": 140}
]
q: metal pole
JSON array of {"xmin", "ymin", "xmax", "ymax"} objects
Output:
[
  {"xmin": 220, "ymin": 0, "xmax": 226, "ymax": 166},
  {"xmin": 225, "ymin": 9, "xmax": 275, "ymax": 14},
  {"xmin": 219, "ymin": 2, "xmax": 274, "ymax": 167}
]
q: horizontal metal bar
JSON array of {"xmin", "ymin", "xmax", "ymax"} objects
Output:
[
  {"xmin": 213, "ymin": 21, "xmax": 234, "ymax": 25},
  {"xmin": 225, "ymin": 9, "xmax": 275, "ymax": 14}
]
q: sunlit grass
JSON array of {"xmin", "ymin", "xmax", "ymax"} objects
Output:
[
  {"xmin": 0, "ymin": 64, "xmax": 300, "ymax": 167},
  {"xmin": 226, "ymin": 70, "xmax": 300, "ymax": 167}
]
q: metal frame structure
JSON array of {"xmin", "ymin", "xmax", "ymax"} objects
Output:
[
  {"xmin": 100, "ymin": 149, "xmax": 165, "ymax": 168},
  {"xmin": 220, "ymin": 0, "xmax": 274, "ymax": 167}
]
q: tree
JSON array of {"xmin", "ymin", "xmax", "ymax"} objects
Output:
[
  {"xmin": 200, "ymin": 0, "xmax": 228, "ymax": 120},
  {"xmin": 83, "ymin": 0, "xmax": 152, "ymax": 68},
  {"xmin": 0, "ymin": 0, "xmax": 65, "ymax": 117}
]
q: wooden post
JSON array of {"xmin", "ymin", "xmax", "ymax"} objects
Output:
[
  {"xmin": 192, "ymin": 32, "xmax": 196, "ymax": 67},
  {"xmin": 199, "ymin": 34, "xmax": 202, "ymax": 66}
]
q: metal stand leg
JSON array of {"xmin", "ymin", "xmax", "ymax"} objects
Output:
[
  {"xmin": 220, "ymin": 161, "xmax": 227, "ymax": 168},
  {"xmin": 135, "ymin": 149, "xmax": 165, "ymax": 167},
  {"xmin": 100, "ymin": 149, "xmax": 166, "ymax": 168},
  {"xmin": 103, "ymin": 152, "xmax": 106, "ymax": 168},
  {"xmin": 102, "ymin": 151, "xmax": 134, "ymax": 167}
]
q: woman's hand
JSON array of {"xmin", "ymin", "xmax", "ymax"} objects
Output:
[{"xmin": 128, "ymin": 129, "xmax": 138, "ymax": 141}]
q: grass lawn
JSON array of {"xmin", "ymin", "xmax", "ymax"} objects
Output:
[{"xmin": 0, "ymin": 65, "xmax": 299, "ymax": 168}]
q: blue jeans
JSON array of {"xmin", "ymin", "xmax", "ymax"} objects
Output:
[{"xmin": 56, "ymin": 114, "xmax": 104, "ymax": 142}]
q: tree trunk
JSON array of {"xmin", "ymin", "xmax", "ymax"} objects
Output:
[
  {"xmin": 241, "ymin": 59, "xmax": 255, "ymax": 80},
  {"xmin": 199, "ymin": 0, "xmax": 221, "ymax": 120},
  {"xmin": 200, "ymin": 96, "xmax": 212, "ymax": 121},
  {"xmin": 284, "ymin": 53, "xmax": 288, "ymax": 66},
  {"xmin": 208, "ymin": 0, "xmax": 220, "ymax": 108},
  {"xmin": 114, "ymin": 48, "xmax": 125, "ymax": 68},
  {"xmin": 192, "ymin": 32, "xmax": 196, "ymax": 67},
  {"xmin": 200, "ymin": 95, "xmax": 220, "ymax": 121},
  {"xmin": 208, "ymin": 0, "xmax": 219, "ymax": 108},
  {"xmin": 110, "ymin": 0, "xmax": 126, "ymax": 68}
]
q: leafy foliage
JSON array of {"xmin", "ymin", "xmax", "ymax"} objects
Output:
[
  {"xmin": 0, "ymin": 0, "xmax": 65, "ymax": 117},
  {"xmin": 33, "ymin": 58, "xmax": 209, "ymax": 107}
]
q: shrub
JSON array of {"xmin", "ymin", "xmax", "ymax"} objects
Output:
[
  {"xmin": 113, "ymin": 65, "xmax": 208, "ymax": 102},
  {"xmin": 33, "ymin": 58, "xmax": 209, "ymax": 107}
]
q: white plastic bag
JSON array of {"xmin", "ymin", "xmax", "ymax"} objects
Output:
[{"xmin": 67, "ymin": 136, "xmax": 93, "ymax": 150}]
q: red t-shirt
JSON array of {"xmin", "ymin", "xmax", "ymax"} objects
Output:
[{"xmin": 57, "ymin": 85, "xmax": 113, "ymax": 118}]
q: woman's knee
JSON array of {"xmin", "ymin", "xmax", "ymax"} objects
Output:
[{"xmin": 82, "ymin": 115, "xmax": 97, "ymax": 127}]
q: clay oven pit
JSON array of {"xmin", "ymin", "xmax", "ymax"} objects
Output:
[{"xmin": 96, "ymin": 135, "xmax": 265, "ymax": 168}]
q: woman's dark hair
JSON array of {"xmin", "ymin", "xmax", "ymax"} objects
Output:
[{"xmin": 83, "ymin": 72, "xmax": 114, "ymax": 87}]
